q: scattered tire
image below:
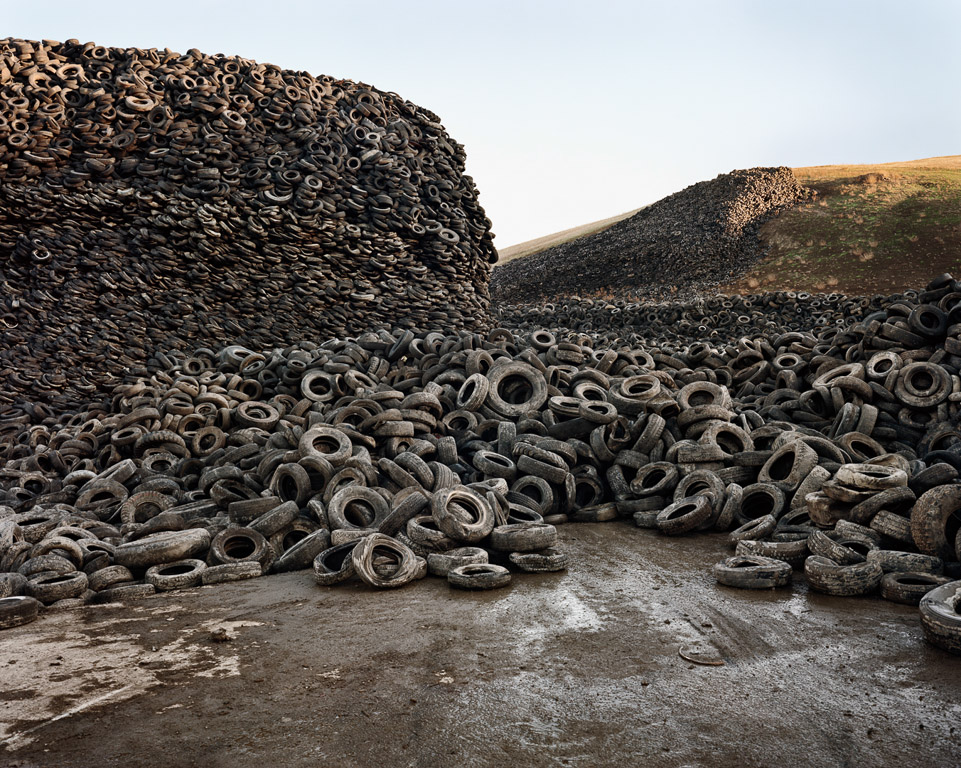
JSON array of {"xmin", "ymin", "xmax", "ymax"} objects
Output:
[{"xmin": 713, "ymin": 555, "xmax": 792, "ymax": 589}]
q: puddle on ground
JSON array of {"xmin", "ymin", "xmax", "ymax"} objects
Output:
[{"xmin": 0, "ymin": 609, "xmax": 264, "ymax": 751}]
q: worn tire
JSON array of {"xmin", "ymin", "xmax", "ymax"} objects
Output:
[
  {"xmin": 202, "ymin": 562, "xmax": 262, "ymax": 584},
  {"xmin": 25, "ymin": 571, "xmax": 88, "ymax": 604},
  {"xmin": 145, "ymin": 559, "xmax": 207, "ymax": 591},
  {"xmin": 880, "ymin": 571, "xmax": 951, "ymax": 605},
  {"xmin": 866, "ymin": 549, "xmax": 944, "ymax": 574},
  {"xmin": 489, "ymin": 522, "xmax": 557, "ymax": 552},
  {"xmin": 427, "ymin": 547, "xmax": 488, "ymax": 577},
  {"xmin": 509, "ymin": 547, "xmax": 568, "ymax": 573},
  {"xmin": 713, "ymin": 555, "xmax": 792, "ymax": 589},
  {"xmin": 0, "ymin": 596, "xmax": 41, "ymax": 630},
  {"xmin": 114, "ymin": 529, "xmax": 211, "ymax": 569},
  {"xmin": 432, "ymin": 487, "xmax": 495, "ymax": 543},
  {"xmin": 804, "ymin": 555, "xmax": 883, "ymax": 596},
  {"xmin": 313, "ymin": 541, "xmax": 359, "ymax": 586},
  {"xmin": 350, "ymin": 534, "xmax": 419, "ymax": 589},
  {"xmin": 919, "ymin": 580, "xmax": 961, "ymax": 654},
  {"xmin": 656, "ymin": 496, "xmax": 711, "ymax": 536},
  {"xmin": 911, "ymin": 484, "xmax": 961, "ymax": 561},
  {"xmin": 448, "ymin": 563, "xmax": 511, "ymax": 590}
]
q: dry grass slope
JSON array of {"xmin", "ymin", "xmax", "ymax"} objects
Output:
[
  {"xmin": 498, "ymin": 155, "xmax": 961, "ymax": 298},
  {"xmin": 720, "ymin": 155, "xmax": 961, "ymax": 295}
]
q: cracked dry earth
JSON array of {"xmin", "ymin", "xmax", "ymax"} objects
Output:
[{"xmin": 2, "ymin": 525, "xmax": 959, "ymax": 768}]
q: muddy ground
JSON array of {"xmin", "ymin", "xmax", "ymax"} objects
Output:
[{"xmin": 1, "ymin": 524, "xmax": 958, "ymax": 768}]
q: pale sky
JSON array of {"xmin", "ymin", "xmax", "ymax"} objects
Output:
[{"xmin": 5, "ymin": 0, "xmax": 960, "ymax": 248}]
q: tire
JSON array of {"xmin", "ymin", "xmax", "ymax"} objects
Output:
[
  {"xmin": 88, "ymin": 565, "xmax": 135, "ymax": 591},
  {"xmin": 431, "ymin": 487, "xmax": 495, "ymax": 543},
  {"xmin": 201, "ymin": 562, "xmax": 263, "ymax": 584},
  {"xmin": 880, "ymin": 571, "xmax": 950, "ymax": 605},
  {"xmin": 25, "ymin": 571, "xmax": 89, "ymax": 604},
  {"xmin": 351, "ymin": 534, "xmax": 419, "ymax": 589},
  {"xmin": 18, "ymin": 554, "xmax": 76, "ymax": 578},
  {"xmin": 327, "ymin": 486, "xmax": 389, "ymax": 531},
  {"xmin": 736, "ymin": 539, "xmax": 808, "ymax": 569},
  {"xmin": 30, "ymin": 536, "xmax": 84, "ymax": 567},
  {"xmin": 911, "ymin": 484, "xmax": 961, "ymax": 561},
  {"xmin": 919, "ymin": 580, "xmax": 961, "ymax": 654},
  {"xmin": 114, "ymin": 529, "xmax": 211, "ymax": 569},
  {"xmin": 448, "ymin": 563, "xmax": 511, "ymax": 590},
  {"xmin": 272, "ymin": 528, "xmax": 331, "ymax": 573},
  {"xmin": 250, "ymin": 501, "xmax": 299, "ymax": 538},
  {"xmin": 714, "ymin": 483, "xmax": 742, "ymax": 531},
  {"xmin": 489, "ymin": 522, "xmax": 558, "ymax": 552},
  {"xmin": 728, "ymin": 514, "xmax": 777, "ymax": 546},
  {"xmin": 90, "ymin": 583, "xmax": 156, "ymax": 604},
  {"xmin": 713, "ymin": 555, "xmax": 792, "ymax": 589},
  {"xmin": 313, "ymin": 541, "xmax": 359, "ymax": 586},
  {"xmin": 656, "ymin": 496, "xmax": 712, "ymax": 536},
  {"xmin": 509, "ymin": 547, "xmax": 569, "ymax": 573},
  {"xmin": 485, "ymin": 362, "xmax": 548, "ymax": 418},
  {"xmin": 427, "ymin": 547, "xmax": 488, "ymax": 577},
  {"xmin": 145, "ymin": 559, "xmax": 207, "ymax": 591},
  {"xmin": 0, "ymin": 573, "xmax": 27, "ymax": 599},
  {"xmin": 298, "ymin": 425, "xmax": 352, "ymax": 465},
  {"xmin": 807, "ymin": 530, "xmax": 877, "ymax": 565},
  {"xmin": 734, "ymin": 483, "xmax": 786, "ymax": 526},
  {"xmin": 804, "ymin": 555, "xmax": 883, "ymax": 596},
  {"xmin": 835, "ymin": 463, "xmax": 908, "ymax": 491},
  {"xmin": 870, "ymin": 509, "xmax": 914, "ymax": 544},
  {"xmin": 209, "ymin": 527, "xmax": 274, "ymax": 570},
  {"xmin": 0, "ymin": 596, "xmax": 41, "ymax": 630},
  {"xmin": 866, "ymin": 549, "xmax": 943, "ymax": 574},
  {"xmin": 758, "ymin": 441, "xmax": 818, "ymax": 493}
]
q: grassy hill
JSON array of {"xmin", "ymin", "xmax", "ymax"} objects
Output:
[
  {"xmin": 495, "ymin": 155, "xmax": 961, "ymax": 297},
  {"xmin": 720, "ymin": 155, "xmax": 961, "ymax": 295}
]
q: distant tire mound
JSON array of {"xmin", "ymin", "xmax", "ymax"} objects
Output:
[
  {"xmin": 491, "ymin": 167, "xmax": 805, "ymax": 303},
  {"xmin": 0, "ymin": 38, "xmax": 496, "ymax": 412}
]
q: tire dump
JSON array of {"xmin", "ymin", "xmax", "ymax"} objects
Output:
[{"xmin": 0, "ymin": 38, "xmax": 959, "ymax": 656}]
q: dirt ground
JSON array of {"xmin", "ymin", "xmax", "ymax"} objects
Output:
[{"xmin": 1, "ymin": 524, "xmax": 958, "ymax": 768}]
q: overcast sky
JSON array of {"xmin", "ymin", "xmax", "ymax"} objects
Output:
[{"xmin": 6, "ymin": 0, "xmax": 961, "ymax": 248}]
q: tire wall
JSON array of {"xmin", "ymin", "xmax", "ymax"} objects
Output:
[{"xmin": 0, "ymin": 38, "xmax": 497, "ymax": 411}]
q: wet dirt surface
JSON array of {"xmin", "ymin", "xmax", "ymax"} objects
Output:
[{"xmin": 2, "ymin": 524, "xmax": 959, "ymax": 768}]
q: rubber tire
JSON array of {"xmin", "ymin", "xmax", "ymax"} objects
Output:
[
  {"xmin": 313, "ymin": 541, "xmax": 359, "ymax": 586},
  {"xmin": 145, "ymin": 559, "xmax": 207, "ymax": 591},
  {"xmin": 432, "ymin": 487, "xmax": 495, "ymax": 543},
  {"xmin": 919, "ymin": 580, "xmax": 961, "ymax": 654},
  {"xmin": 202, "ymin": 562, "xmax": 262, "ymax": 584},
  {"xmin": 272, "ymin": 528, "xmax": 331, "ymax": 573},
  {"xmin": 489, "ymin": 522, "xmax": 558, "ymax": 552},
  {"xmin": 803, "ymin": 555, "xmax": 883, "ymax": 596},
  {"xmin": 448, "ymin": 563, "xmax": 511, "ymax": 590},
  {"xmin": 713, "ymin": 555, "xmax": 792, "ymax": 589},
  {"xmin": 427, "ymin": 547, "xmax": 488, "ymax": 577},
  {"xmin": 114, "ymin": 529, "xmax": 211, "ymax": 569},
  {"xmin": 880, "ymin": 571, "xmax": 950, "ymax": 605},
  {"xmin": 911, "ymin": 485, "xmax": 961, "ymax": 561},
  {"xmin": 25, "ymin": 571, "xmax": 88, "ymax": 604},
  {"xmin": 866, "ymin": 549, "xmax": 943, "ymax": 574},
  {"xmin": 351, "ymin": 534, "xmax": 419, "ymax": 589},
  {"xmin": 656, "ymin": 496, "xmax": 712, "ymax": 536},
  {"xmin": 0, "ymin": 596, "xmax": 40, "ymax": 629},
  {"xmin": 509, "ymin": 548, "xmax": 568, "ymax": 573}
]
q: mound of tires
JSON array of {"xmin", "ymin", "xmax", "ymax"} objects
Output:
[
  {"xmin": 490, "ymin": 166, "xmax": 805, "ymax": 303},
  {"xmin": 1, "ymin": 273, "xmax": 960, "ymax": 654},
  {"xmin": 0, "ymin": 38, "xmax": 496, "ymax": 413}
]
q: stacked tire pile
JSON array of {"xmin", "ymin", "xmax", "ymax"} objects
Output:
[
  {"xmin": 0, "ymin": 38, "xmax": 496, "ymax": 414},
  {"xmin": 1, "ymin": 274, "xmax": 960, "ymax": 653},
  {"xmin": 489, "ymin": 167, "xmax": 805, "ymax": 303}
]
